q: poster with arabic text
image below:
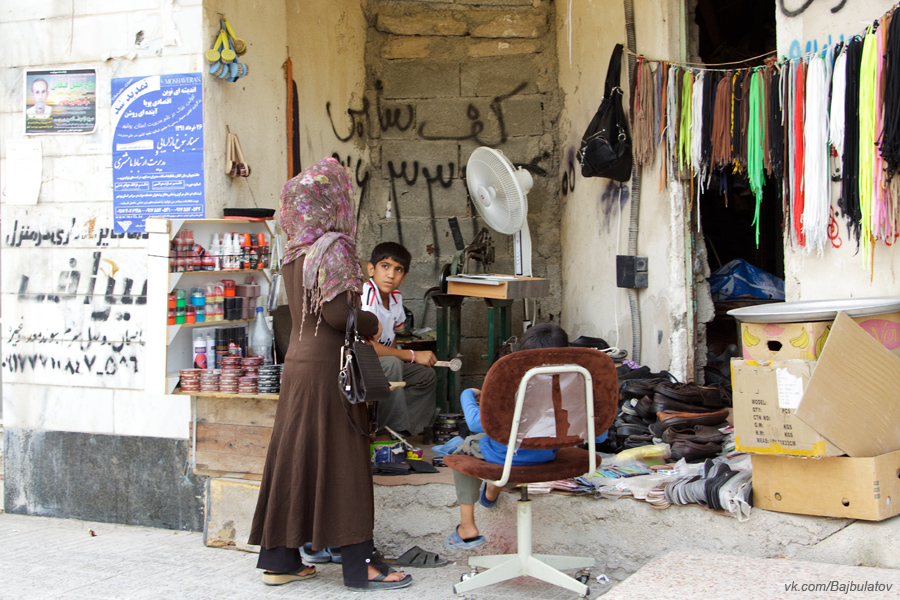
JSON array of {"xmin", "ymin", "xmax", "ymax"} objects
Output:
[
  {"xmin": 111, "ymin": 73, "xmax": 204, "ymax": 234},
  {"xmin": 25, "ymin": 69, "xmax": 97, "ymax": 135}
]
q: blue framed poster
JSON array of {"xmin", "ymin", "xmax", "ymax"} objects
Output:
[{"xmin": 111, "ymin": 73, "xmax": 204, "ymax": 234}]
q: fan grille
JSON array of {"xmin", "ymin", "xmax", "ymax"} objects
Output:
[{"xmin": 466, "ymin": 148, "xmax": 528, "ymax": 235}]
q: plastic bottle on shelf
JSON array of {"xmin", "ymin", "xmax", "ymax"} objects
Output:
[
  {"xmin": 210, "ymin": 234, "xmax": 222, "ymax": 270},
  {"xmin": 232, "ymin": 233, "xmax": 242, "ymax": 270},
  {"xmin": 250, "ymin": 306, "xmax": 273, "ymax": 364}
]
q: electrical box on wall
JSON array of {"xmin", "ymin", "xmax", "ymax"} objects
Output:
[{"xmin": 616, "ymin": 255, "xmax": 648, "ymax": 288}]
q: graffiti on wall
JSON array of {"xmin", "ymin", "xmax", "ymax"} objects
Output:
[
  {"xmin": 3, "ymin": 213, "xmax": 147, "ymax": 388},
  {"xmin": 326, "ymin": 79, "xmax": 548, "ymax": 257},
  {"xmin": 778, "ymin": 0, "xmax": 847, "ymax": 18},
  {"xmin": 5, "ymin": 217, "xmax": 149, "ymax": 248}
]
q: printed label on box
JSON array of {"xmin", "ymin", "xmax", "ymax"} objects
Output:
[{"xmin": 775, "ymin": 368, "xmax": 805, "ymax": 410}]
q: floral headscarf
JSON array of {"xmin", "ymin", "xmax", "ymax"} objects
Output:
[{"xmin": 280, "ymin": 157, "xmax": 363, "ymax": 319}]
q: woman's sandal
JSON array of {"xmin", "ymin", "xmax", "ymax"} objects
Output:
[
  {"xmin": 347, "ymin": 571, "xmax": 413, "ymax": 592},
  {"xmin": 382, "ymin": 545, "xmax": 449, "ymax": 568},
  {"xmin": 261, "ymin": 565, "xmax": 316, "ymax": 586}
]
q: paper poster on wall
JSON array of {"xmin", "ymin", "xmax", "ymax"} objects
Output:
[
  {"xmin": 4, "ymin": 140, "xmax": 42, "ymax": 205},
  {"xmin": 111, "ymin": 73, "xmax": 204, "ymax": 234},
  {"xmin": 25, "ymin": 69, "xmax": 97, "ymax": 135}
]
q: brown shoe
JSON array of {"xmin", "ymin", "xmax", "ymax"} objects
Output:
[
  {"xmin": 653, "ymin": 382, "xmax": 732, "ymax": 408},
  {"xmin": 656, "ymin": 409, "xmax": 729, "ymax": 430},
  {"xmin": 662, "ymin": 424, "xmax": 727, "ymax": 445},
  {"xmin": 670, "ymin": 439, "xmax": 722, "ymax": 462},
  {"xmin": 650, "ymin": 394, "xmax": 718, "ymax": 415}
]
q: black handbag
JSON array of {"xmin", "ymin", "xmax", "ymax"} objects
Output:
[
  {"xmin": 339, "ymin": 308, "xmax": 391, "ymax": 405},
  {"xmin": 577, "ymin": 43, "xmax": 633, "ymax": 181}
]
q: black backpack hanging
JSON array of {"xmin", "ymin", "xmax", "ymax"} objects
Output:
[{"xmin": 577, "ymin": 43, "xmax": 633, "ymax": 181}]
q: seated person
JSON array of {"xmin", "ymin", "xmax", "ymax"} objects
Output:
[
  {"xmin": 361, "ymin": 242, "xmax": 437, "ymax": 437},
  {"xmin": 445, "ymin": 323, "xmax": 608, "ymax": 550}
]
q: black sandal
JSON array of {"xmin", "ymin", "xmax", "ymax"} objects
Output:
[{"xmin": 382, "ymin": 545, "xmax": 449, "ymax": 568}]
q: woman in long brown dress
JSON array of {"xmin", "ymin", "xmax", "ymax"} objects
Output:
[{"xmin": 248, "ymin": 157, "xmax": 411, "ymax": 591}]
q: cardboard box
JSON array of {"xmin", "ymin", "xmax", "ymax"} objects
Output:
[
  {"xmin": 732, "ymin": 359, "xmax": 844, "ymax": 457},
  {"xmin": 740, "ymin": 321, "xmax": 833, "ymax": 362},
  {"xmin": 739, "ymin": 310, "xmax": 900, "ymax": 362},
  {"xmin": 752, "ymin": 450, "xmax": 900, "ymax": 521},
  {"xmin": 796, "ymin": 312, "xmax": 900, "ymax": 458}
]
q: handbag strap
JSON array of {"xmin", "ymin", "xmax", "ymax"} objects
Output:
[{"xmin": 604, "ymin": 44, "xmax": 624, "ymax": 98}]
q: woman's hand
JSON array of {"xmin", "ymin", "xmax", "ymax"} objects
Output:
[{"xmin": 368, "ymin": 320, "xmax": 383, "ymax": 343}]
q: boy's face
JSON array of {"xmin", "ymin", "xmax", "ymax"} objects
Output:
[{"xmin": 367, "ymin": 257, "xmax": 407, "ymax": 296}]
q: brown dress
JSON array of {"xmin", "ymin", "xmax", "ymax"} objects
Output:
[{"xmin": 248, "ymin": 257, "xmax": 378, "ymax": 550}]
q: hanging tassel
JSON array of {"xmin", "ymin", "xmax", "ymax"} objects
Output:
[
  {"xmin": 802, "ymin": 52, "xmax": 831, "ymax": 256},
  {"xmin": 711, "ymin": 71, "xmax": 732, "ymax": 169},
  {"xmin": 679, "ymin": 69, "xmax": 693, "ymax": 176},
  {"xmin": 792, "ymin": 59, "xmax": 807, "ymax": 247},
  {"xmin": 632, "ymin": 58, "xmax": 656, "ymax": 167},
  {"xmin": 747, "ymin": 67, "xmax": 766, "ymax": 247},
  {"xmin": 859, "ymin": 24, "xmax": 878, "ymax": 265}
]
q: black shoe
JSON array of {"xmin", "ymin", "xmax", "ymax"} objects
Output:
[{"xmin": 618, "ymin": 366, "xmax": 651, "ymax": 381}]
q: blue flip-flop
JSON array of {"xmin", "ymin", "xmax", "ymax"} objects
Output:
[
  {"xmin": 445, "ymin": 525, "xmax": 486, "ymax": 550},
  {"xmin": 478, "ymin": 482, "xmax": 497, "ymax": 509},
  {"xmin": 300, "ymin": 542, "xmax": 342, "ymax": 563}
]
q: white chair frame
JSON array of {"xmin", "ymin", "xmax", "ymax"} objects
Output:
[{"xmin": 454, "ymin": 363, "xmax": 597, "ymax": 597}]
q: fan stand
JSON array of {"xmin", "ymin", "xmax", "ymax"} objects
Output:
[{"xmin": 514, "ymin": 220, "xmax": 532, "ymax": 277}]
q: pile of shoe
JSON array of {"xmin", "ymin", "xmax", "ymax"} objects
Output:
[
  {"xmin": 664, "ymin": 457, "xmax": 753, "ymax": 520},
  {"xmin": 616, "ymin": 379, "xmax": 733, "ymax": 461},
  {"xmin": 602, "ymin": 364, "xmax": 678, "ymax": 453}
]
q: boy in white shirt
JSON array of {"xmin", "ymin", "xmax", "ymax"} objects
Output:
[{"xmin": 361, "ymin": 242, "xmax": 437, "ymax": 437}]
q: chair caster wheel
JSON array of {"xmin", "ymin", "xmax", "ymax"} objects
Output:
[
  {"xmin": 575, "ymin": 570, "xmax": 591, "ymax": 584},
  {"xmin": 460, "ymin": 573, "xmax": 470, "ymax": 582},
  {"xmin": 579, "ymin": 588, "xmax": 590, "ymax": 598}
]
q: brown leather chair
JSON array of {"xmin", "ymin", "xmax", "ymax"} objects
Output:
[{"xmin": 444, "ymin": 347, "xmax": 618, "ymax": 596}]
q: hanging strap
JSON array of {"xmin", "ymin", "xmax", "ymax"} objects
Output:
[{"xmin": 604, "ymin": 44, "xmax": 624, "ymax": 97}]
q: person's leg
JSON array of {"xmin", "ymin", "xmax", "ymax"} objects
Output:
[
  {"xmin": 256, "ymin": 546, "xmax": 316, "ymax": 584},
  {"xmin": 377, "ymin": 356, "xmax": 410, "ymax": 433},
  {"xmin": 257, "ymin": 546, "xmax": 307, "ymax": 572},
  {"xmin": 400, "ymin": 362, "xmax": 437, "ymax": 435},
  {"xmin": 341, "ymin": 539, "xmax": 407, "ymax": 587},
  {"xmin": 453, "ymin": 470, "xmax": 482, "ymax": 539}
]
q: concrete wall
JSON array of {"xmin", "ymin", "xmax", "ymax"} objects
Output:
[
  {"xmin": 306, "ymin": 0, "xmax": 564, "ymax": 379},
  {"xmin": 556, "ymin": 0, "xmax": 689, "ymax": 377},
  {"xmin": 776, "ymin": 0, "xmax": 900, "ymax": 300},
  {"xmin": 1, "ymin": 0, "xmax": 209, "ymax": 528},
  {"xmin": 202, "ymin": 1, "xmax": 289, "ymax": 218}
]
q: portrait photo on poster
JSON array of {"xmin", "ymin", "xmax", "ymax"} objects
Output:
[{"xmin": 24, "ymin": 69, "xmax": 97, "ymax": 135}]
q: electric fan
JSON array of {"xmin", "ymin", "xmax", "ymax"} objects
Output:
[{"xmin": 465, "ymin": 147, "xmax": 533, "ymax": 276}]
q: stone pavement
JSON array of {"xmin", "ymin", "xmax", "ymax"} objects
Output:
[
  {"xmin": 0, "ymin": 512, "xmax": 610, "ymax": 600},
  {"xmin": 4, "ymin": 511, "xmax": 900, "ymax": 600}
]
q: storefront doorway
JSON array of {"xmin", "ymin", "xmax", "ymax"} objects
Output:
[{"xmin": 691, "ymin": 0, "xmax": 780, "ymax": 384}]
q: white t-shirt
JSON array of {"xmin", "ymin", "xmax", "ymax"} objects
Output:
[{"xmin": 360, "ymin": 279, "xmax": 405, "ymax": 347}]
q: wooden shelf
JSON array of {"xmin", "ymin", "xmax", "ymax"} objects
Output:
[
  {"xmin": 170, "ymin": 318, "xmax": 252, "ymax": 329},
  {"xmin": 169, "ymin": 268, "xmax": 267, "ymax": 276},
  {"xmin": 173, "ymin": 387, "xmax": 279, "ymax": 400}
]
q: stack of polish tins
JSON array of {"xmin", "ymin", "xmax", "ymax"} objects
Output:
[{"xmin": 181, "ymin": 338, "xmax": 282, "ymax": 395}]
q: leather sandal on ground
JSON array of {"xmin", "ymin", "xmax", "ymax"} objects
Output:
[
  {"xmin": 261, "ymin": 565, "xmax": 316, "ymax": 586},
  {"xmin": 382, "ymin": 545, "xmax": 449, "ymax": 568},
  {"xmin": 445, "ymin": 525, "xmax": 486, "ymax": 550},
  {"xmin": 347, "ymin": 572, "xmax": 413, "ymax": 592}
]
